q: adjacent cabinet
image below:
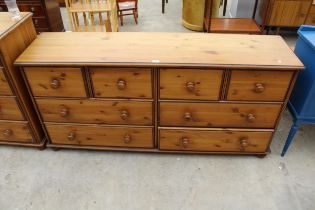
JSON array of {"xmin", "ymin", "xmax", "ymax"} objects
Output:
[
  {"xmin": 15, "ymin": 32, "xmax": 303, "ymax": 156},
  {"xmin": 0, "ymin": 13, "xmax": 45, "ymax": 148}
]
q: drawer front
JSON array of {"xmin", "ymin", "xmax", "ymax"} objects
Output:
[
  {"xmin": 36, "ymin": 99, "xmax": 153, "ymax": 125},
  {"xmin": 0, "ymin": 68, "xmax": 13, "ymax": 96},
  {"xmin": 227, "ymin": 70, "xmax": 294, "ymax": 101},
  {"xmin": 159, "ymin": 129, "xmax": 272, "ymax": 153},
  {"xmin": 46, "ymin": 124, "xmax": 154, "ymax": 148},
  {"xmin": 18, "ymin": 4, "xmax": 45, "ymax": 17},
  {"xmin": 24, "ymin": 67, "xmax": 86, "ymax": 97},
  {"xmin": 0, "ymin": 122, "xmax": 33, "ymax": 142},
  {"xmin": 159, "ymin": 102, "xmax": 282, "ymax": 128},
  {"xmin": 0, "ymin": 97, "xmax": 24, "ymax": 120},
  {"xmin": 160, "ymin": 69, "xmax": 223, "ymax": 100},
  {"xmin": 33, "ymin": 18, "xmax": 48, "ymax": 28},
  {"xmin": 90, "ymin": 68, "xmax": 152, "ymax": 99}
]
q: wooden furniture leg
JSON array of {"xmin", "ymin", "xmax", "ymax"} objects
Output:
[{"xmin": 162, "ymin": 0, "xmax": 165, "ymax": 13}]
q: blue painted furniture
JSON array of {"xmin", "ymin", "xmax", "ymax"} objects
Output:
[{"xmin": 282, "ymin": 25, "xmax": 315, "ymax": 156}]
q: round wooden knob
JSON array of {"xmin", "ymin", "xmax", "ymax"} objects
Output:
[
  {"xmin": 240, "ymin": 138, "xmax": 248, "ymax": 147},
  {"xmin": 186, "ymin": 81, "xmax": 195, "ymax": 92},
  {"xmin": 50, "ymin": 78, "xmax": 60, "ymax": 89},
  {"xmin": 117, "ymin": 79, "xmax": 126, "ymax": 90},
  {"xmin": 181, "ymin": 137, "xmax": 189, "ymax": 147},
  {"xmin": 67, "ymin": 132, "xmax": 76, "ymax": 141},
  {"xmin": 246, "ymin": 114, "xmax": 256, "ymax": 122},
  {"xmin": 183, "ymin": 112, "xmax": 192, "ymax": 121},
  {"xmin": 60, "ymin": 106, "xmax": 69, "ymax": 117},
  {"xmin": 3, "ymin": 129, "xmax": 13, "ymax": 137},
  {"xmin": 254, "ymin": 83, "xmax": 265, "ymax": 93},
  {"xmin": 124, "ymin": 134, "xmax": 132, "ymax": 143},
  {"xmin": 120, "ymin": 110, "xmax": 129, "ymax": 120}
]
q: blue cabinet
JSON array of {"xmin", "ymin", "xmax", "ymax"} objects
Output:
[{"xmin": 282, "ymin": 25, "xmax": 315, "ymax": 156}]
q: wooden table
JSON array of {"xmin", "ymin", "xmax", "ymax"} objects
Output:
[{"xmin": 15, "ymin": 32, "xmax": 303, "ymax": 156}]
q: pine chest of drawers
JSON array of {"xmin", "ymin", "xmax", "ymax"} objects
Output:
[{"xmin": 15, "ymin": 32, "xmax": 304, "ymax": 156}]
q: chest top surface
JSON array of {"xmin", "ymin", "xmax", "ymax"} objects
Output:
[
  {"xmin": 0, "ymin": 12, "xmax": 31, "ymax": 39},
  {"xmin": 15, "ymin": 32, "xmax": 304, "ymax": 70}
]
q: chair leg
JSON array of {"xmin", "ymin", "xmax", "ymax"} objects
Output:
[
  {"xmin": 120, "ymin": 11, "xmax": 123, "ymax": 26},
  {"xmin": 162, "ymin": 0, "xmax": 165, "ymax": 13},
  {"xmin": 166, "ymin": 0, "xmax": 168, "ymax": 3},
  {"xmin": 133, "ymin": 9, "xmax": 138, "ymax": 24},
  {"xmin": 281, "ymin": 122, "xmax": 300, "ymax": 156}
]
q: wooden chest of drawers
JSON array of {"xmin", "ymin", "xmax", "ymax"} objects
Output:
[
  {"xmin": 15, "ymin": 32, "xmax": 303, "ymax": 156},
  {"xmin": 0, "ymin": 13, "xmax": 45, "ymax": 148},
  {"xmin": 0, "ymin": 0, "xmax": 64, "ymax": 33}
]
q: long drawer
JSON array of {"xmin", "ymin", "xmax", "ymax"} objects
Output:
[
  {"xmin": 0, "ymin": 97, "xmax": 24, "ymax": 120},
  {"xmin": 159, "ymin": 129, "xmax": 272, "ymax": 153},
  {"xmin": 36, "ymin": 98, "xmax": 153, "ymax": 125},
  {"xmin": 159, "ymin": 102, "xmax": 282, "ymax": 128},
  {"xmin": 46, "ymin": 123, "xmax": 154, "ymax": 148},
  {"xmin": 0, "ymin": 121, "xmax": 33, "ymax": 142}
]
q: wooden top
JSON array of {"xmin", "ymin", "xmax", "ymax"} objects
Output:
[
  {"xmin": 0, "ymin": 12, "xmax": 32, "ymax": 39},
  {"xmin": 69, "ymin": 1, "xmax": 111, "ymax": 12},
  {"xmin": 15, "ymin": 32, "xmax": 304, "ymax": 70},
  {"xmin": 210, "ymin": 18, "xmax": 261, "ymax": 34}
]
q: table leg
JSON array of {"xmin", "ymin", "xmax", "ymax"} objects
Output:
[
  {"xmin": 281, "ymin": 122, "xmax": 301, "ymax": 156},
  {"xmin": 162, "ymin": 0, "xmax": 165, "ymax": 13}
]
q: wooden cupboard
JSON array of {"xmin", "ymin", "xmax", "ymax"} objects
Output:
[
  {"xmin": 0, "ymin": 13, "xmax": 45, "ymax": 148},
  {"xmin": 15, "ymin": 32, "xmax": 303, "ymax": 156}
]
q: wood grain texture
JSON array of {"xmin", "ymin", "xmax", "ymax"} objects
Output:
[
  {"xmin": 36, "ymin": 98, "xmax": 153, "ymax": 125},
  {"xmin": 90, "ymin": 68, "xmax": 152, "ymax": 98},
  {"xmin": 0, "ymin": 97, "xmax": 24, "ymax": 120},
  {"xmin": 159, "ymin": 129, "xmax": 272, "ymax": 152},
  {"xmin": 209, "ymin": 18, "xmax": 261, "ymax": 34},
  {"xmin": 0, "ymin": 12, "xmax": 44, "ymax": 144},
  {"xmin": 0, "ymin": 121, "xmax": 32, "ymax": 142},
  {"xmin": 267, "ymin": 0, "xmax": 312, "ymax": 26},
  {"xmin": 159, "ymin": 102, "xmax": 282, "ymax": 128},
  {"xmin": 227, "ymin": 70, "xmax": 294, "ymax": 101},
  {"xmin": 46, "ymin": 123, "xmax": 153, "ymax": 148},
  {"xmin": 14, "ymin": 32, "xmax": 303, "ymax": 70},
  {"xmin": 24, "ymin": 67, "xmax": 87, "ymax": 97},
  {"xmin": 159, "ymin": 68, "xmax": 223, "ymax": 100},
  {"xmin": 0, "ymin": 67, "xmax": 13, "ymax": 96}
]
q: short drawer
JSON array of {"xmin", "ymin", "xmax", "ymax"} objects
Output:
[
  {"xmin": 0, "ymin": 97, "xmax": 24, "ymax": 120},
  {"xmin": 90, "ymin": 68, "xmax": 152, "ymax": 99},
  {"xmin": 36, "ymin": 98, "xmax": 153, "ymax": 125},
  {"xmin": 0, "ymin": 122, "xmax": 33, "ymax": 142},
  {"xmin": 18, "ymin": 4, "xmax": 45, "ymax": 17},
  {"xmin": 227, "ymin": 70, "xmax": 294, "ymax": 101},
  {"xmin": 160, "ymin": 68, "xmax": 223, "ymax": 100},
  {"xmin": 46, "ymin": 123, "xmax": 154, "ymax": 148},
  {"xmin": 159, "ymin": 129, "xmax": 272, "ymax": 153},
  {"xmin": 159, "ymin": 102, "xmax": 282, "ymax": 128},
  {"xmin": 24, "ymin": 67, "xmax": 86, "ymax": 97},
  {"xmin": 33, "ymin": 18, "xmax": 48, "ymax": 28},
  {"xmin": 0, "ymin": 68, "xmax": 13, "ymax": 96}
]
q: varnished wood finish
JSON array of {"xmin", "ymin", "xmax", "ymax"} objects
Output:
[
  {"xmin": 159, "ymin": 68, "xmax": 223, "ymax": 100},
  {"xmin": 159, "ymin": 129, "xmax": 272, "ymax": 152},
  {"xmin": 16, "ymin": 32, "xmax": 303, "ymax": 155},
  {"xmin": 24, "ymin": 67, "xmax": 86, "ymax": 97},
  {"xmin": 90, "ymin": 68, "xmax": 152, "ymax": 98},
  {"xmin": 36, "ymin": 98, "xmax": 153, "ymax": 125},
  {"xmin": 227, "ymin": 70, "xmax": 294, "ymax": 101},
  {"xmin": 0, "ymin": 121, "xmax": 32, "ymax": 142},
  {"xmin": 0, "ymin": 12, "xmax": 45, "ymax": 146},
  {"xmin": 0, "ymin": 97, "xmax": 24, "ymax": 120},
  {"xmin": 267, "ymin": 0, "xmax": 313, "ymax": 27},
  {"xmin": 15, "ymin": 33, "xmax": 303, "ymax": 70},
  {"xmin": 159, "ymin": 102, "xmax": 282, "ymax": 128},
  {"xmin": 208, "ymin": 18, "xmax": 261, "ymax": 34},
  {"xmin": 306, "ymin": 4, "xmax": 315, "ymax": 24},
  {"xmin": 0, "ymin": 67, "xmax": 13, "ymax": 95},
  {"xmin": 46, "ymin": 123, "xmax": 153, "ymax": 148}
]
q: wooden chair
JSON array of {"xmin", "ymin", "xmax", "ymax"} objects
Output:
[
  {"xmin": 116, "ymin": 0, "xmax": 138, "ymax": 26},
  {"xmin": 65, "ymin": 0, "xmax": 112, "ymax": 32},
  {"xmin": 204, "ymin": 0, "xmax": 271, "ymax": 34}
]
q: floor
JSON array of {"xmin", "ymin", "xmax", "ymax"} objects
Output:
[{"xmin": 1, "ymin": 0, "xmax": 315, "ymax": 209}]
